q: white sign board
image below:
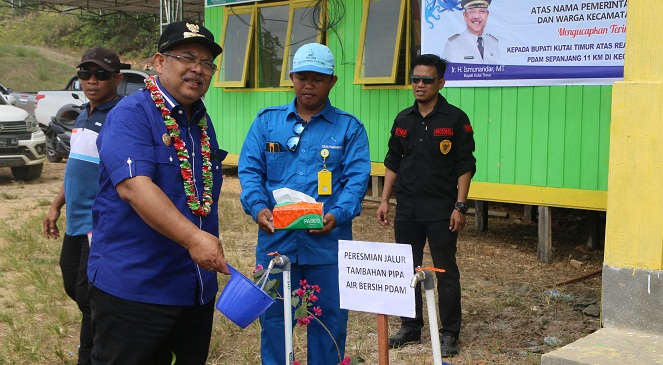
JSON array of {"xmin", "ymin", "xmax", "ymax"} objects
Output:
[{"xmin": 338, "ymin": 240, "xmax": 415, "ymax": 318}]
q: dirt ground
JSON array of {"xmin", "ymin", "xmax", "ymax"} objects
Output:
[{"xmin": 0, "ymin": 161, "xmax": 604, "ymax": 364}]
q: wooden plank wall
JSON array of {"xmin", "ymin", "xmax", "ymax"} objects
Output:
[{"xmin": 204, "ymin": 1, "xmax": 612, "ymax": 203}]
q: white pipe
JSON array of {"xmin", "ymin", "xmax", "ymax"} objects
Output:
[
  {"xmin": 411, "ymin": 268, "xmax": 443, "ymax": 365},
  {"xmin": 283, "ymin": 269, "xmax": 293, "ymax": 364},
  {"xmin": 270, "ymin": 255, "xmax": 294, "ymax": 365},
  {"xmin": 426, "ymin": 287, "xmax": 443, "ymax": 365}
]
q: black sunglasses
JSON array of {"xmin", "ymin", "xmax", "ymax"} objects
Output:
[
  {"xmin": 410, "ymin": 75, "xmax": 437, "ymax": 85},
  {"xmin": 286, "ymin": 121, "xmax": 307, "ymax": 152},
  {"xmin": 77, "ymin": 69, "xmax": 116, "ymax": 81}
]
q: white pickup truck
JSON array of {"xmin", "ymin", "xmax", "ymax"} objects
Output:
[
  {"xmin": 0, "ymin": 93, "xmax": 46, "ymax": 181},
  {"xmin": 33, "ymin": 68, "xmax": 153, "ymax": 128}
]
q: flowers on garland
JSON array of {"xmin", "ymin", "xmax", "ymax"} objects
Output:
[{"xmin": 144, "ymin": 75, "xmax": 213, "ymax": 216}]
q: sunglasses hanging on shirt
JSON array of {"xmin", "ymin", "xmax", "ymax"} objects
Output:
[{"xmin": 286, "ymin": 121, "xmax": 307, "ymax": 152}]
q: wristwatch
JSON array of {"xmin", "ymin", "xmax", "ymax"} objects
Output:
[{"xmin": 455, "ymin": 201, "xmax": 469, "ymax": 215}]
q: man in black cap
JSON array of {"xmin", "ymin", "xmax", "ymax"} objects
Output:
[
  {"xmin": 43, "ymin": 46, "xmax": 123, "ymax": 365},
  {"xmin": 443, "ymin": 0, "xmax": 501, "ymax": 64},
  {"xmin": 88, "ymin": 21, "xmax": 227, "ymax": 365}
]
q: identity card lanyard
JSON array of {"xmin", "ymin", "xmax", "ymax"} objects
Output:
[{"xmin": 318, "ymin": 148, "xmax": 332, "ymax": 195}]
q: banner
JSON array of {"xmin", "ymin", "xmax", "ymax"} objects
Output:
[
  {"xmin": 421, "ymin": 0, "xmax": 627, "ymax": 86},
  {"xmin": 338, "ymin": 240, "xmax": 415, "ymax": 318}
]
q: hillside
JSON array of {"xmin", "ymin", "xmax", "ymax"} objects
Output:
[
  {"xmin": 0, "ymin": 44, "xmax": 80, "ymax": 92},
  {"xmin": 0, "ymin": 8, "xmax": 158, "ymax": 91}
]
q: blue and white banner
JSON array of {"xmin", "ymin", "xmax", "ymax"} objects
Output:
[{"xmin": 421, "ymin": 0, "xmax": 627, "ymax": 86}]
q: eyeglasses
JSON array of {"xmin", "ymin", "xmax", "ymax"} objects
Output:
[
  {"xmin": 410, "ymin": 75, "xmax": 437, "ymax": 85},
  {"xmin": 162, "ymin": 52, "xmax": 217, "ymax": 74},
  {"xmin": 77, "ymin": 69, "xmax": 117, "ymax": 81},
  {"xmin": 286, "ymin": 121, "xmax": 307, "ymax": 152}
]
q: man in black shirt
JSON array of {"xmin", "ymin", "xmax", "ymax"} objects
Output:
[{"xmin": 376, "ymin": 54, "xmax": 476, "ymax": 357}]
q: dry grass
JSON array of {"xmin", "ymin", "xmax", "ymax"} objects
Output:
[{"xmin": 0, "ymin": 162, "xmax": 603, "ymax": 364}]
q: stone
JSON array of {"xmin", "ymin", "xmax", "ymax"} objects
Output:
[
  {"xmin": 570, "ymin": 259, "xmax": 584, "ymax": 268},
  {"xmin": 582, "ymin": 304, "xmax": 601, "ymax": 317}
]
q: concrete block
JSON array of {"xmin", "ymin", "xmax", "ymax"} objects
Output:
[{"xmin": 541, "ymin": 327, "xmax": 663, "ymax": 365}]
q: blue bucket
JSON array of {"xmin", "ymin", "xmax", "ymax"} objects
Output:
[{"xmin": 216, "ymin": 264, "xmax": 275, "ymax": 328}]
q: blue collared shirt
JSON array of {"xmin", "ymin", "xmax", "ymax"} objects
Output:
[
  {"xmin": 64, "ymin": 97, "xmax": 121, "ymax": 236},
  {"xmin": 238, "ymin": 98, "xmax": 371, "ymax": 266},
  {"xmin": 89, "ymin": 78, "xmax": 224, "ymax": 305}
]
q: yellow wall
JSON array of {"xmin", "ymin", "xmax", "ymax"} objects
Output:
[{"xmin": 604, "ymin": 0, "xmax": 663, "ymax": 269}]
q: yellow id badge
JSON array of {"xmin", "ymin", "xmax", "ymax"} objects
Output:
[{"xmin": 318, "ymin": 169, "xmax": 332, "ymax": 195}]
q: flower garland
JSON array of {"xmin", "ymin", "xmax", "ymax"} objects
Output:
[{"xmin": 145, "ymin": 75, "xmax": 213, "ymax": 217}]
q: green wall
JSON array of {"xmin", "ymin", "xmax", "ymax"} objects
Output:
[{"xmin": 204, "ymin": 1, "xmax": 611, "ymax": 193}]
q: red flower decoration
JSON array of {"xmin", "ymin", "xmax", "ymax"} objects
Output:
[{"xmin": 145, "ymin": 76, "xmax": 213, "ymax": 216}]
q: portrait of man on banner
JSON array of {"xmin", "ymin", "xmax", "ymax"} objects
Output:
[{"xmin": 442, "ymin": 0, "xmax": 501, "ymax": 64}]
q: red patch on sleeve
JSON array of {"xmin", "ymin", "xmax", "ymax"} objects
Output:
[
  {"xmin": 395, "ymin": 127, "xmax": 408, "ymax": 137},
  {"xmin": 434, "ymin": 128, "xmax": 454, "ymax": 136},
  {"xmin": 464, "ymin": 124, "xmax": 473, "ymax": 133}
]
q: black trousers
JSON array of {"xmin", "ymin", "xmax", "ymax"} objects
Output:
[
  {"xmin": 394, "ymin": 218, "xmax": 462, "ymax": 336},
  {"xmin": 59, "ymin": 234, "xmax": 91, "ymax": 365},
  {"xmin": 89, "ymin": 285, "xmax": 214, "ymax": 365}
]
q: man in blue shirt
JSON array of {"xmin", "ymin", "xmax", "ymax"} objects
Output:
[
  {"xmin": 88, "ymin": 21, "xmax": 228, "ymax": 365},
  {"xmin": 43, "ymin": 47, "xmax": 123, "ymax": 365},
  {"xmin": 239, "ymin": 43, "xmax": 371, "ymax": 365}
]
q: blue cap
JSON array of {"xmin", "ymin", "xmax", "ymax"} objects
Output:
[{"xmin": 290, "ymin": 43, "xmax": 334, "ymax": 75}]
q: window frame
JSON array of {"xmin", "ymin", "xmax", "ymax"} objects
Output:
[
  {"xmin": 354, "ymin": 0, "xmax": 407, "ymax": 85},
  {"xmin": 215, "ymin": 0, "xmax": 324, "ymax": 90},
  {"xmin": 255, "ymin": 1, "xmax": 291, "ymax": 88},
  {"xmin": 214, "ymin": 5, "xmax": 255, "ymax": 88},
  {"xmin": 279, "ymin": 1, "xmax": 325, "ymax": 87}
]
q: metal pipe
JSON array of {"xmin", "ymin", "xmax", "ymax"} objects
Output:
[{"xmin": 410, "ymin": 270, "xmax": 426, "ymax": 288}]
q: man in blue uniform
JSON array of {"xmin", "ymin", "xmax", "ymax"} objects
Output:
[
  {"xmin": 377, "ymin": 54, "xmax": 476, "ymax": 356},
  {"xmin": 238, "ymin": 43, "xmax": 371, "ymax": 365},
  {"xmin": 88, "ymin": 21, "xmax": 228, "ymax": 365},
  {"xmin": 443, "ymin": 0, "xmax": 500, "ymax": 64},
  {"xmin": 43, "ymin": 47, "xmax": 123, "ymax": 365}
]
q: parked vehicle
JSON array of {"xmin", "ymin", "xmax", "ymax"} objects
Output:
[
  {"xmin": 45, "ymin": 114, "xmax": 77, "ymax": 163},
  {"xmin": 10, "ymin": 91, "xmax": 37, "ymax": 116},
  {"xmin": 2, "ymin": 94, "xmax": 16, "ymax": 105},
  {"xmin": 43, "ymin": 93, "xmax": 83, "ymax": 162},
  {"xmin": 0, "ymin": 93, "xmax": 47, "ymax": 181},
  {"xmin": 1, "ymin": 84, "xmax": 17, "ymax": 105},
  {"xmin": 20, "ymin": 67, "xmax": 153, "ymax": 129},
  {"xmin": 3, "ymin": 82, "xmax": 39, "ymax": 114}
]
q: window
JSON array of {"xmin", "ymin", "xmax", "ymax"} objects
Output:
[
  {"xmin": 215, "ymin": 0, "xmax": 324, "ymax": 89},
  {"xmin": 215, "ymin": 6, "xmax": 254, "ymax": 88},
  {"xmin": 121, "ymin": 73, "xmax": 149, "ymax": 96},
  {"xmin": 355, "ymin": 0, "xmax": 422, "ymax": 86},
  {"xmin": 280, "ymin": 3, "xmax": 324, "ymax": 86}
]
